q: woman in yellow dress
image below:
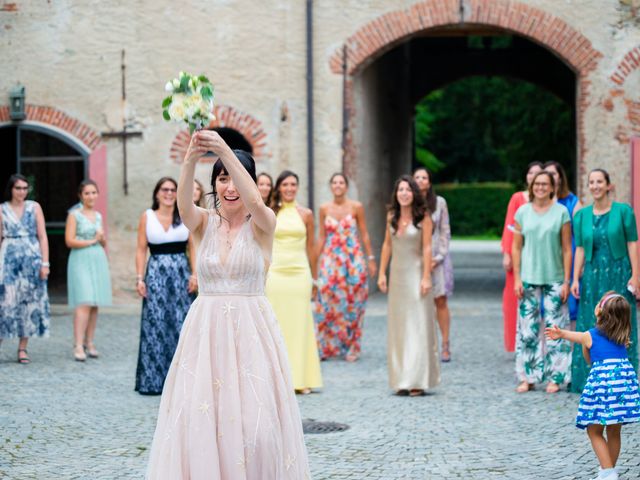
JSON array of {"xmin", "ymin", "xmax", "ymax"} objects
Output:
[{"xmin": 266, "ymin": 170, "xmax": 323, "ymax": 394}]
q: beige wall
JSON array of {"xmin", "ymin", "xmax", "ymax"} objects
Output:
[{"xmin": 1, "ymin": 0, "xmax": 639, "ymax": 297}]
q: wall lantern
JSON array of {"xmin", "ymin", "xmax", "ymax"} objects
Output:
[{"xmin": 9, "ymin": 84, "xmax": 25, "ymax": 121}]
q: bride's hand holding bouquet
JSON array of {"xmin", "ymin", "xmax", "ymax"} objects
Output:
[{"xmin": 186, "ymin": 130, "xmax": 233, "ymax": 164}]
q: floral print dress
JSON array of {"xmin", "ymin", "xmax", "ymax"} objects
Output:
[
  {"xmin": 0, "ymin": 201, "xmax": 50, "ymax": 338},
  {"xmin": 314, "ymin": 214, "xmax": 369, "ymax": 360}
]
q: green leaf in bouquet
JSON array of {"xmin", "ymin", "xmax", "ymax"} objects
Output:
[
  {"xmin": 200, "ymin": 86, "xmax": 213, "ymax": 101},
  {"xmin": 162, "ymin": 96, "xmax": 172, "ymax": 108},
  {"xmin": 198, "ymin": 75, "xmax": 210, "ymax": 84},
  {"xmin": 162, "ymin": 109, "xmax": 171, "ymax": 121},
  {"xmin": 189, "ymin": 123, "xmax": 196, "ymax": 134},
  {"xmin": 180, "ymin": 75, "xmax": 190, "ymax": 92}
]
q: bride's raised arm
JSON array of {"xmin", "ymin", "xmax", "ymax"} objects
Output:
[
  {"xmin": 194, "ymin": 130, "xmax": 276, "ymax": 235},
  {"xmin": 177, "ymin": 136, "xmax": 208, "ymax": 235}
]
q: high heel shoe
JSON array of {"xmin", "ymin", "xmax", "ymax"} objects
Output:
[
  {"xmin": 73, "ymin": 345, "xmax": 87, "ymax": 362},
  {"xmin": 84, "ymin": 343, "xmax": 99, "ymax": 359}
]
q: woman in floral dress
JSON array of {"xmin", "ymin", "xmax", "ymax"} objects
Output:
[
  {"xmin": 570, "ymin": 168, "xmax": 639, "ymax": 393},
  {"xmin": 314, "ymin": 173, "xmax": 377, "ymax": 361},
  {"xmin": 0, "ymin": 174, "xmax": 50, "ymax": 364}
]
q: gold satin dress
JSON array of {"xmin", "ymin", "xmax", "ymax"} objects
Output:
[
  {"xmin": 387, "ymin": 223, "xmax": 440, "ymax": 391},
  {"xmin": 266, "ymin": 201, "xmax": 323, "ymax": 390}
]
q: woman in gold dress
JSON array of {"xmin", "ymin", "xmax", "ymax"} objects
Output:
[
  {"xmin": 378, "ymin": 175, "xmax": 440, "ymax": 396},
  {"xmin": 266, "ymin": 170, "xmax": 322, "ymax": 394}
]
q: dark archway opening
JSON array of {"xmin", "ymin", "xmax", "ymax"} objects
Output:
[
  {"xmin": 0, "ymin": 125, "xmax": 86, "ymax": 298},
  {"xmin": 353, "ymin": 29, "xmax": 577, "ymax": 246},
  {"xmin": 213, "ymin": 127, "xmax": 253, "ymax": 153}
]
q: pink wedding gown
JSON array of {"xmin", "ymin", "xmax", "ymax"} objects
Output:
[{"xmin": 146, "ymin": 214, "xmax": 311, "ymax": 479}]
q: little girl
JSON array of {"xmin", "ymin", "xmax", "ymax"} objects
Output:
[{"xmin": 546, "ymin": 291, "xmax": 640, "ymax": 480}]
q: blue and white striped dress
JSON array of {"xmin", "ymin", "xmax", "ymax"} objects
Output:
[{"xmin": 576, "ymin": 328, "xmax": 640, "ymax": 429}]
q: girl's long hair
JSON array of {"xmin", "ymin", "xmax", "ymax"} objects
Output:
[
  {"xmin": 388, "ymin": 175, "xmax": 426, "ymax": 232},
  {"xmin": 271, "ymin": 170, "xmax": 299, "ymax": 216},
  {"xmin": 151, "ymin": 177, "xmax": 181, "ymax": 227},
  {"xmin": 413, "ymin": 166, "xmax": 437, "ymax": 214},
  {"xmin": 595, "ymin": 291, "xmax": 632, "ymax": 346}
]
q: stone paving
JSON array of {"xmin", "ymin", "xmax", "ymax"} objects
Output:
[{"xmin": 1, "ymin": 243, "xmax": 639, "ymax": 479}]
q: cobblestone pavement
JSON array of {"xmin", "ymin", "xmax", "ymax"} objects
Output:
[{"xmin": 1, "ymin": 243, "xmax": 639, "ymax": 479}]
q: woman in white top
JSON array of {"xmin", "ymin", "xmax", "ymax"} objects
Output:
[{"xmin": 134, "ymin": 177, "xmax": 197, "ymax": 395}]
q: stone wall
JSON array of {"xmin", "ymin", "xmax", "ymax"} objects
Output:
[{"xmin": 1, "ymin": 0, "xmax": 639, "ymax": 297}]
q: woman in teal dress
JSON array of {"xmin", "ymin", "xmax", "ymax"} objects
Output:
[
  {"xmin": 65, "ymin": 179, "xmax": 112, "ymax": 362},
  {"xmin": 570, "ymin": 168, "xmax": 639, "ymax": 393}
]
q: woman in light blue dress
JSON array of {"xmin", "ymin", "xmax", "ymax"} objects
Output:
[
  {"xmin": 65, "ymin": 179, "xmax": 112, "ymax": 362},
  {"xmin": 0, "ymin": 174, "xmax": 51, "ymax": 364}
]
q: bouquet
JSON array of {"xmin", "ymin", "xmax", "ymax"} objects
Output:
[{"xmin": 162, "ymin": 71, "xmax": 215, "ymax": 134}]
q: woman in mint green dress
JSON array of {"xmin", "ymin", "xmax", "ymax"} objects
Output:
[
  {"xmin": 570, "ymin": 168, "xmax": 639, "ymax": 393},
  {"xmin": 65, "ymin": 180, "xmax": 112, "ymax": 362}
]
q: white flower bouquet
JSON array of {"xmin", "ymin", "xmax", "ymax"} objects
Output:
[{"xmin": 162, "ymin": 71, "xmax": 215, "ymax": 133}]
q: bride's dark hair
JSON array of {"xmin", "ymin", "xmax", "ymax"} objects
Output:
[{"xmin": 209, "ymin": 149, "xmax": 257, "ymax": 209}]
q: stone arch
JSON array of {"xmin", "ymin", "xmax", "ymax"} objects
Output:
[
  {"xmin": 329, "ymin": 0, "xmax": 601, "ymax": 76},
  {"xmin": 329, "ymin": 0, "xmax": 603, "ymax": 181},
  {"xmin": 0, "ymin": 103, "xmax": 107, "ymax": 214},
  {"xmin": 169, "ymin": 105, "xmax": 270, "ymax": 164}
]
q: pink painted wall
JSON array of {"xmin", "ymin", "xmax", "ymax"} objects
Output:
[
  {"xmin": 631, "ymin": 137, "xmax": 640, "ymax": 260},
  {"xmin": 88, "ymin": 143, "xmax": 108, "ymax": 237}
]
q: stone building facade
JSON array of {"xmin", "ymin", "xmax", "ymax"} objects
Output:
[{"xmin": 1, "ymin": 0, "xmax": 640, "ymax": 298}]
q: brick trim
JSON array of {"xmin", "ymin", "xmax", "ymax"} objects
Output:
[
  {"xmin": 0, "ymin": 104, "xmax": 103, "ymax": 151},
  {"xmin": 611, "ymin": 46, "xmax": 640, "ymax": 86},
  {"xmin": 169, "ymin": 105, "xmax": 269, "ymax": 164},
  {"xmin": 329, "ymin": 0, "xmax": 601, "ymax": 76}
]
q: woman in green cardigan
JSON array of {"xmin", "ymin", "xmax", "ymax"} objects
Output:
[{"xmin": 570, "ymin": 168, "xmax": 640, "ymax": 392}]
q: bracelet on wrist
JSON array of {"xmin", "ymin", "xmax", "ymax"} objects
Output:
[
  {"xmin": 41, "ymin": 262, "xmax": 50, "ymax": 268},
  {"xmin": 367, "ymin": 255, "xmax": 375, "ymax": 260}
]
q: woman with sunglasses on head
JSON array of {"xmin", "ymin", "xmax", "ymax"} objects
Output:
[
  {"xmin": 134, "ymin": 177, "xmax": 197, "ymax": 395},
  {"xmin": 0, "ymin": 174, "xmax": 50, "ymax": 364},
  {"xmin": 512, "ymin": 171, "xmax": 572, "ymax": 393}
]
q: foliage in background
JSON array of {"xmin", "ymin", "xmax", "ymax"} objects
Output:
[
  {"xmin": 437, "ymin": 182, "xmax": 517, "ymax": 238},
  {"xmin": 414, "ymin": 76, "xmax": 574, "ymax": 187}
]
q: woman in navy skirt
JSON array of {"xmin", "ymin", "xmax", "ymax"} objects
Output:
[{"xmin": 134, "ymin": 177, "xmax": 197, "ymax": 395}]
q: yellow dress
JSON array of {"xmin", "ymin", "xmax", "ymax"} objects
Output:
[{"xmin": 266, "ymin": 201, "xmax": 323, "ymax": 390}]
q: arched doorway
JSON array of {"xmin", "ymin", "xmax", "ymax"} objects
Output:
[
  {"xmin": 330, "ymin": 0, "xmax": 602, "ymax": 247},
  {"xmin": 0, "ymin": 124, "xmax": 87, "ymax": 298}
]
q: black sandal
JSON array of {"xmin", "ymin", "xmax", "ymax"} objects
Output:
[{"xmin": 17, "ymin": 348, "xmax": 30, "ymax": 364}]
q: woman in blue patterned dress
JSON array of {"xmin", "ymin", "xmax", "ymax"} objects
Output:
[
  {"xmin": 0, "ymin": 174, "xmax": 50, "ymax": 364},
  {"xmin": 135, "ymin": 177, "xmax": 196, "ymax": 395},
  {"xmin": 65, "ymin": 179, "xmax": 112, "ymax": 362},
  {"xmin": 570, "ymin": 168, "xmax": 639, "ymax": 393}
]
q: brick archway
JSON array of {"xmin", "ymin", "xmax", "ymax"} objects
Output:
[
  {"xmin": 169, "ymin": 105, "xmax": 269, "ymax": 164},
  {"xmin": 329, "ymin": 0, "xmax": 603, "ymax": 181},
  {"xmin": 0, "ymin": 104, "xmax": 107, "ymax": 215},
  {"xmin": 607, "ymin": 46, "xmax": 640, "ymax": 142}
]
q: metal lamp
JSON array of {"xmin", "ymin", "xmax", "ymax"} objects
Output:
[{"xmin": 9, "ymin": 84, "xmax": 25, "ymax": 121}]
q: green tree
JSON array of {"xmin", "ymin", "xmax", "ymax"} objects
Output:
[{"xmin": 414, "ymin": 76, "xmax": 574, "ymax": 187}]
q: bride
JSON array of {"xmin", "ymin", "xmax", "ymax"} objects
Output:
[{"xmin": 146, "ymin": 130, "xmax": 311, "ymax": 479}]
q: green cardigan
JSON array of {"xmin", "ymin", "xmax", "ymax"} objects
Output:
[{"xmin": 574, "ymin": 202, "xmax": 638, "ymax": 261}]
